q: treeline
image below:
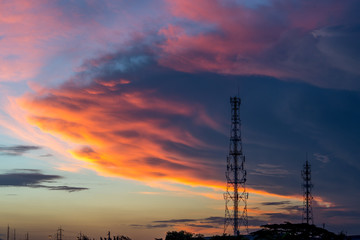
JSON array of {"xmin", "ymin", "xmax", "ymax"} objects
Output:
[{"xmin": 164, "ymin": 222, "xmax": 348, "ymax": 240}]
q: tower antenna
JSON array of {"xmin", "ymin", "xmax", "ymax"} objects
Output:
[
  {"xmin": 57, "ymin": 227, "xmax": 64, "ymax": 240},
  {"xmin": 302, "ymin": 154, "xmax": 314, "ymax": 225},
  {"xmin": 224, "ymin": 96, "xmax": 248, "ymax": 236}
]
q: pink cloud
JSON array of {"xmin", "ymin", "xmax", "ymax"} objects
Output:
[
  {"xmin": 0, "ymin": 0, "xmax": 71, "ymax": 82},
  {"xmin": 157, "ymin": 0, "xmax": 353, "ymax": 81},
  {"xmin": 0, "ymin": 0, "xmax": 161, "ymax": 83}
]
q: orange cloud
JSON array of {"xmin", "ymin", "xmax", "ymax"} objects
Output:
[
  {"xmin": 15, "ymin": 73, "xmax": 336, "ymax": 211},
  {"xmin": 19, "ymin": 79, "xmax": 223, "ymax": 188},
  {"xmin": 14, "ymin": 80, "xmax": 340, "ymax": 207}
]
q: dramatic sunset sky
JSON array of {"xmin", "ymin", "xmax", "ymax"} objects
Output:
[{"xmin": 1, "ymin": 0, "xmax": 360, "ymax": 239}]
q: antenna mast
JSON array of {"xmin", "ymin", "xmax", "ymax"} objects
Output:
[
  {"xmin": 224, "ymin": 96, "xmax": 248, "ymax": 236},
  {"xmin": 302, "ymin": 156, "xmax": 314, "ymax": 225},
  {"xmin": 57, "ymin": 227, "xmax": 64, "ymax": 240}
]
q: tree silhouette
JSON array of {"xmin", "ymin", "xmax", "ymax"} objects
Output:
[
  {"xmin": 165, "ymin": 231, "xmax": 194, "ymax": 240},
  {"xmin": 209, "ymin": 234, "xmax": 247, "ymax": 240},
  {"xmin": 251, "ymin": 222, "xmax": 347, "ymax": 240}
]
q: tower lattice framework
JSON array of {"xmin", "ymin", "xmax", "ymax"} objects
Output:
[
  {"xmin": 224, "ymin": 96, "xmax": 248, "ymax": 236},
  {"xmin": 302, "ymin": 157, "xmax": 314, "ymax": 225}
]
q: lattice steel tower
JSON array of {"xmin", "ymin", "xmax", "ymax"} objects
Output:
[
  {"xmin": 302, "ymin": 157, "xmax": 314, "ymax": 225},
  {"xmin": 224, "ymin": 96, "xmax": 248, "ymax": 236}
]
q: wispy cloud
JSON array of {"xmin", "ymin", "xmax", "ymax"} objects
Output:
[
  {"xmin": 154, "ymin": 219, "xmax": 198, "ymax": 223},
  {"xmin": 0, "ymin": 169, "xmax": 88, "ymax": 192},
  {"xmin": 129, "ymin": 224, "xmax": 173, "ymax": 229},
  {"xmin": 39, "ymin": 153, "xmax": 53, "ymax": 157},
  {"xmin": 261, "ymin": 201, "xmax": 291, "ymax": 206},
  {"xmin": 0, "ymin": 145, "xmax": 41, "ymax": 156},
  {"xmin": 132, "ymin": 216, "xmax": 224, "ymax": 230},
  {"xmin": 251, "ymin": 164, "xmax": 290, "ymax": 177},
  {"xmin": 313, "ymin": 153, "xmax": 330, "ymax": 163}
]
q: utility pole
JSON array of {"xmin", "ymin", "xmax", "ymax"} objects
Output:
[
  {"xmin": 13, "ymin": 229, "xmax": 16, "ymax": 240},
  {"xmin": 224, "ymin": 96, "xmax": 248, "ymax": 236},
  {"xmin": 26, "ymin": 232, "xmax": 29, "ymax": 240}
]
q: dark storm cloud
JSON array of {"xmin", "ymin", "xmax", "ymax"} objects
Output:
[
  {"xmin": 0, "ymin": 169, "xmax": 88, "ymax": 192},
  {"xmin": 0, "ymin": 145, "xmax": 41, "ymax": 156}
]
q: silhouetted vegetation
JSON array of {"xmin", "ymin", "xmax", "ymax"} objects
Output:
[
  {"xmin": 165, "ymin": 231, "xmax": 197, "ymax": 240},
  {"xmin": 209, "ymin": 234, "xmax": 247, "ymax": 240},
  {"xmin": 165, "ymin": 223, "xmax": 349, "ymax": 240},
  {"xmin": 251, "ymin": 222, "xmax": 347, "ymax": 240},
  {"xmin": 165, "ymin": 231, "xmax": 247, "ymax": 240},
  {"xmin": 99, "ymin": 232, "xmax": 132, "ymax": 240}
]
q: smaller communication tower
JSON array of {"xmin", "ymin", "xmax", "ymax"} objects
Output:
[
  {"xmin": 57, "ymin": 227, "xmax": 64, "ymax": 240},
  {"xmin": 302, "ymin": 156, "xmax": 314, "ymax": 225}
]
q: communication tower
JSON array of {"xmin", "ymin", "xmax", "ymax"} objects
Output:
[
  {"xmin": 302, "ymin": 157, "xmax": 314, "ymax": 225},
  {"xmin": 224, "ymin": 96, "xmax": 248, "ymax": 236},
  {"xmin": 57, "ymin": 227, "xmax": 64, "ymax": 240}
]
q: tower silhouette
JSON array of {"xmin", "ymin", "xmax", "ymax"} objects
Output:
[
  {"xmin": 302, "ymin": 156, "xmax": 314, "ymax": 225},
  {"xmin": 57, "ymin": 227, "xmax": 64, "ymax": 240},
  {"xmin": 224, "ymin": 96, "xmax": 248, "ymax": 236}
]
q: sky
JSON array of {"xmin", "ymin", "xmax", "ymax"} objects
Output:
[{"xmin": 1, "ymin": 0, "xmax": 360, "ymax": 239}]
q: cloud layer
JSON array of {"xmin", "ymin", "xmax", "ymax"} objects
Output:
[
  {"xmin": 156, "ymin": 0, "xmax": 360, "ymax": 89},
  {"xmin": 0, "ymin": 145, "xmax": 41, "ymax": 156},
  {"xmin": 0, "ymin": 169, "xmax": 88, "ymax": 192},
  {"xmin": 2, "ymin": 0, "xmax": 360, "ymax": 236},
  {"xmin": 19, "ymin": 51, "xmax": 224, "ymax": 188}
]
